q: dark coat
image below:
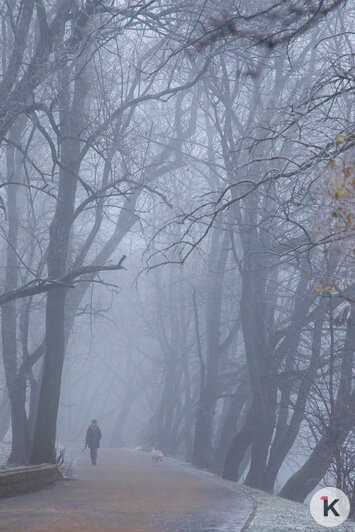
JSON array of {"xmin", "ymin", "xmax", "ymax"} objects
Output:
[{"xmin": 86, "ymin": 426, "xmax": 102, "ymax": 449}]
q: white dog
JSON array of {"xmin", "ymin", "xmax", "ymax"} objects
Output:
[{"xmin": 152, "ymin": 446, "xmax": 164, "ymax": 464}]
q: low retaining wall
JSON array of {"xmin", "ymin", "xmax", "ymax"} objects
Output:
[{"xmin": 0, "ymin": 464, "xmax": 57, "ymax": 498}]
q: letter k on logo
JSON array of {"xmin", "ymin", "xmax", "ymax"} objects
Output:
[
  {"xmin": 320, "ymin": 495, "xmax": 340, "ymax": 517},
  {"xmin": 310, "ymin": 488, "xmax": 350, "ymax": 527}
]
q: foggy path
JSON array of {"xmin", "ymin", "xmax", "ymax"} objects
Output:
[{"xmin": 0, "ymin": 448, "xmax": 253, "ymax": 532}]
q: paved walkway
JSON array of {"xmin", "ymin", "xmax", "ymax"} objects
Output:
[{"xmin": 0, "ymin": 448, "xmax": 253, "ymax": 531}]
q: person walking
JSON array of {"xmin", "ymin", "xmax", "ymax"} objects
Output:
[{"xmin": 85, "ymin": 419, "xmax": 102, "ymax": 465}]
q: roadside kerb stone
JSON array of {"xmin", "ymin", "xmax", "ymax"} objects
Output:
[{"xmin": 0, "ymin": 464, "xmax": 57, "ymax": 498}]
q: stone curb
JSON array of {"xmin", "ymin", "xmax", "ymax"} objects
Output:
[{"xmin": 0, "ymin": 463, "xmax": 57, "ymax": 498}]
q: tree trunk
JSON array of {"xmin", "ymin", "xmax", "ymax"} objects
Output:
[
  {"xmin": 28, "ymin": 371, "xmax": 41, "ymax": 439},
  {"xmin": 110, "ymin": 392, "xmax": 136, "ymax": 447},
  {"xmin": 7, "ymin": 378, "xmax": 31, "ymax": 464},
  {"xmin": 2, "ymin": 125, "xmax": 31, "ymax": 464},
  {"xmin": 192, "ymin": 229, "xmax": 229, "ymax": 469},
  {"xmin": 213, "ymin": 380, "xmax": 250, "ymax": 474},
  {"xmin": 263, "ymin": 304, "xmax": 325, "ymax": 492},
  {"xmin": 239, "ymin": 251, "xmax": 277, "ymax": 489},
  {"xmin": 280, "ymin": 306, "xmax": 354, "ymax": 502},
  {"xmin": 244, "ymin": 401, "xmax": 276, "ymax": 488},
  {"xmin": 181, "ymin": 350, "xmax": 194, "ymax": 460},
  {"xmin": 30, "ymin": 58, "xmax": 88, "ymax": 464},
  {"xmin": 31, "ymin": 288, "xmax": 67, "ymax": 463},
  {"xmin": 192, "ymin": 388, "xmax": 218, "ymax": 468},
  {"xmin": 222, "ymin": 404, "xmax": 255, "ymax": 481},
  {"xmin": 279, "ymin": 434, "xmax": 335, "ymax": 502},
  {"xmin": 0, "ymin": 392, "xmax": 10, "ymax": 441}
]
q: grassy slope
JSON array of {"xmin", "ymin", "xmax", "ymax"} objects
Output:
[{"xmin": 238, "ymin": 484, "xmax": 355, "ymax": 532}]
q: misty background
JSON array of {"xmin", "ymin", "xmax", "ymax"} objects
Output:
[{"xmin": 0, "ymin": 0, "xmax": 354, "ymax": 512}]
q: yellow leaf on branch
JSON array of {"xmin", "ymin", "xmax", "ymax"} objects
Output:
[{"xmin": 344, "ymin": 166, "xmax": 352, "ymax": 177}]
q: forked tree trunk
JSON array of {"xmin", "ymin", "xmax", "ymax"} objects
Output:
[
  {"xmin": 238, "ymin": 237, "xmax": 277, "ymax": 489},
  {"xmin": 244, "ymin": 399, "xmax": 276, "ymax": 488}
]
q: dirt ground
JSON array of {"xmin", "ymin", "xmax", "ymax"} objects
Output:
[{"xmin": 0, "ymin": 447, "xmax": 253, "ymax": 532}]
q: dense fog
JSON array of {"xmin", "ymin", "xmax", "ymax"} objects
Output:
[{"xmin": 0, "ymin": 0, "xmax": 354, "ymax": 514}]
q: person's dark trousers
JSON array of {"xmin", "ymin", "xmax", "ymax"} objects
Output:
[{"xmin": 90, "ymin": 448, "xmax": 98, "ymax": 465}]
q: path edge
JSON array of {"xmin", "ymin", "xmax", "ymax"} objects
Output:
[
  {"xmin": 159, "ymin": 453, "xmax": 257, "ymax": 531},
  {"xmin": 240, "ymin": 489, "xmax": 257, "ymax": 531}
]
